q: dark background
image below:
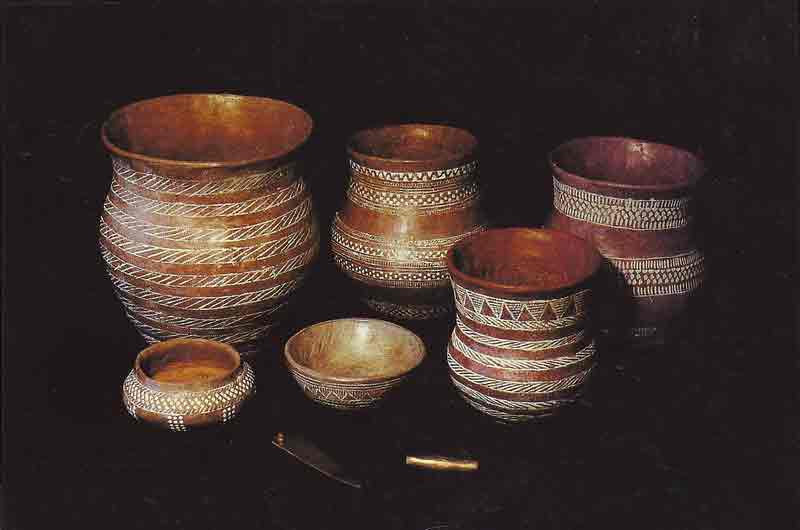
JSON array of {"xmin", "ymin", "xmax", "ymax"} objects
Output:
[{"xmin": 3, "ymin": 3, "xmax": 796, "ymax": 529}]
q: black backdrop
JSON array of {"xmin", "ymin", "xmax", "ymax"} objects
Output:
[{"xmin": 4, "ymin": 3, "xmax": 796, "ymax": 530}]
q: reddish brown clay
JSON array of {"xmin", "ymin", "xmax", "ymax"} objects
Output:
[
  {"xmin": 331, "ymin": 124, "xmax": 487, "ymax": 320},
  {"xmin": 446, "ymin": 228, "xmax": 603, "ymax": 423},
  {"xmin": 99, "ymin": 94, "xmax": 319, "ymax": 356},
  {"xmin": 122, "ymin": 338, "xmax": 256, "ymax": 431},
  {"xmin": 284, "ymin": 318, "xmax": 426, "ymax": 410},
  {"xmin": 546, "ymin": 136, "xmax": 705, "ymax": 343}
]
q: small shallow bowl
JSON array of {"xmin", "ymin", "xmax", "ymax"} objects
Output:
[
  {"xmin": 284, "ymin": 318, "xmax": 426, "ymax": 410},
  {"xmin": 122, "ymin": 338, "xmax": 255, "ymax": 431}
]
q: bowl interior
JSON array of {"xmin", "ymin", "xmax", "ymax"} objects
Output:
[
  {"xmin": 550, "ymin": 137, "xmax": 704, "ymax": 187},
  {"xmin": 449, "ymin": 229, "xmax": 601, "ymax": 292},
  {"xmin": 286, "ymin": 319, "xmax": 425, "ymax": 380},
  {"xmin": 139, "ymin": 339, "xmax": 239, "ymax": 385},
  {"xmin": 349, "ymin": 124, "xmax": 476, "ymax": 162},
  {"xmin": 103, "ymin": 94, "xmax": 312, "ymax": 164}
]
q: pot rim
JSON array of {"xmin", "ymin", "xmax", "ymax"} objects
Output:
[
  {"xmin": 284, "ymin": 318, "xmax": 427, "ymax": 385},
  {"xmin": 101, "ymin": 93, "xmax": 313, "ymax": 169},
  {"xmin": 346, "ymin": 123, "xmax": 478, "ymax": 167},
  {"xmin": 548, "ymin": 135, "xmax": 706, "ymax": 194},
  {"xmin": 133, "ymin": 338, "xmax": 242, "ymax": 393},
  {"xmin": 446, "ymin": 227, "xmax": 604, "ymax": 297}
]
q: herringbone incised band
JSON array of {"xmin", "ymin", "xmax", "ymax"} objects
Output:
[
  {"xmin": 101, "ymin": 158, "xmax": 318, "ymax": 350},
  {"xmin": 552, "ymin": 177, "xmax": 690, "ymax": 231},
  {"xmin": 607, "ymin": 250, "xmax": 705, "ymax": 297},
  {"xmin": 113, "ymin": 156, "xmax": 295, "ymax": 196}
]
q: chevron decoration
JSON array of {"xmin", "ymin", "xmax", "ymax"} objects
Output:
[
  {"xmin": 99, "ymin": 155, "xmax": 319, "ymax": 355},
  {"xmin": 447, "ymin": 276, "xmax": 596, "ymax": 423}
]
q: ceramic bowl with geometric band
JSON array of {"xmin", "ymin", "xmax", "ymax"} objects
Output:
[
  {"xmin": 284, "ymin": 318, "xmax": 426, "ymax": 411},
  {"xmin": 122, "ymin": 338, "xmax": 255, "ymax": 431}
]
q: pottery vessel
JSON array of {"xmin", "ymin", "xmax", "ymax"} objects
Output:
[
  {"xmin": 446, "ymin": 228, "xmax": 603, "ymax": 423},
  {"xmin": 331, "ymin": 124, "xmax": 487, "ymax": 320},
  {"xmin": 546, "ymin": 136, "xmax": 705, "ymax": 342},
  {"xmin": 284, "ymin": 318, "xmax": 426, "ymax": 410},
  {"xmin": 122, "ymin": 338, "xmax": 255, "ymax": 431},
  {"xmin": 99, "ymin": 94, "xmax": 319, "ymax": 356}
]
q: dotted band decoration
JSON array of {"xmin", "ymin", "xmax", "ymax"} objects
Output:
[
  {"xmin": 122, "ymin": 362, "xmax": 255, "ymax": 429},
  {"xmin": 346, "ymin": 180, "xmax": 480, "ymax": 214}
]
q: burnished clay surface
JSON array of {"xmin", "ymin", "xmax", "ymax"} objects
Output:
[
  {"xmin": 446, "ymin": 228, "xmax": 603, "ymax": 423},
  {"xmin": 122, "ymin": 338, "xmax": 255, "ymax": 431},
  {"xmin": 546, "ymin": 136, "xmax": 705, "ymax": 342},
  {"xmin": 99, "ymin": 94, "xmax": 319, "ymax": 356},
  {"xmin": 331, "ymin": 124, "xmax": 487, "ymax": 320},
  {"xmin": 284, "ymin": 318, "xmax": 426, "ymax": 410},
  {"xmin": 149, "ymin": 360, "xmax": 232, "ymax": 384}
]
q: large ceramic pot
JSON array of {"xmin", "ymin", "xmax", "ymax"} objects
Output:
[
  {"xmin": 446, "ymin": 228, "xmax": 603, "ymax": 423},
  {"xmin": 331, "ymin": 124, "xmax": 487, "ymax": 320},
  {"xmin": 546, "ymin": 136, "xmax": 705, "ymax": 343},
  {"xmin": 99, "ymin": 94, "xmax": 319, "ymax": 357}
]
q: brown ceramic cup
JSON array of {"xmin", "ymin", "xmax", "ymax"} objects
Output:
[
  {"xmin": 446, "ymin": 228, "xmax": 603, "ymax": 423},
  {"xmin": 122, "ymin": 338, "xmax": 256, "ymax": 431},
  {"xmin": 99, "ymin": 94, "xmax": 319, "ymax": 357},
  {"xmin": 546, "ymin": 136, "xmax": 705, "ymax": 343},
  {"xmin": 284, "ymin": 318, "xmax": 426, "ymax": 410},
  {"xmin": 331, "ymin": 124, "xmax": 487, "ymax": 320}
]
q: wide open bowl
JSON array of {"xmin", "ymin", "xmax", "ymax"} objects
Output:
[{"xmin": 284, "ymin": 318, "xmax": 426, "ymax": 410}]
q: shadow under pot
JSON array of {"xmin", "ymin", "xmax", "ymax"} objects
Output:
[
  {"xmin": 99, "ymin": 94, "xmax": 320, "ymax": 357},
  {"xmin": 122, "ymin": 338, "xmax": 256, "ymax": 431},
  {"xmin": 331, "ymin": 124, "xmax": 487, "ymax": 321},
  {"xmin": 546, "ymin": 136, "xmax": 706, "ymax": 344},
  {"xmin": 446, "ymin": 228, "xmax": 603, "ymax": 423}
]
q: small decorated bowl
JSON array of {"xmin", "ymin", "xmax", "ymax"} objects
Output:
[
  {"xmin": 122, "ymin": 338, "xmax": 255, "ymax": 431},
  {"xmin": 284, "ymin": 318, "xmax": 426, "ymax": 410}
]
